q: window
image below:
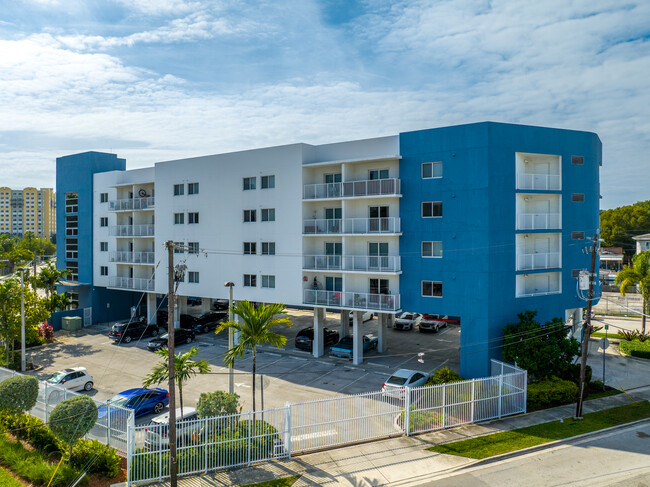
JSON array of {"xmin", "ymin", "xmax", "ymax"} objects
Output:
[
  {"xmin": 325, "ymin": 173, "xmax": 342, "ymax": 183},
  {"xmin": 66, "ymin": 239, "xmax": 78, "ymax": 259},
  {"xmin": 174, "ymin": 184, "xmax": 184, "ymax": 196},
  {"xmin": 370, "ymin": 278, "xmax": 389, "ymax": 294},
  {"xmin": 422, "ymin": 202, "xmax": 443, "ymax": 218},
  {"xmin": 188, "ymin": 271, "xmax": 199, "ymax": 283},
  {"xmin": 100, "ymin": 242, "xmax": 108, "ymax": 252},
  {"xmin": 572, "ymin": 193, "xmax": 585, "ymax": 202},
  {"xmin": 571, "ymin": 156, "xmax": 584, "ymax": 165},
  {"xmin": 66, "ymin": 261, "xmax": 79, "ymax": 281},
  {"xmin": 188, "ymin": 183, "xmax": 199, "ymax": 195},
  {"xmin": 422, "ymin": 241, "xmax": 443, "ymax": 257},
  {"xmin": 261, "ymin": 175, "xmax": 275, "ymax": 189},
  {"xmin": 174, "ymin": 241, "xmax": 184, "ymax": 253},
  {"xmin": 243, "ymin": 242, "xmax": 257, "ymax": 255},
  {"xmin": 188, "ymin": 242, "xmax": 199, "ymax": 254},
  {"xmin": 174, "ymin": 213, "xmax": 184, "ymax": 224},
  {"xmin": 188, "ymin": 212, "xmax": 199, "ymax": 224},
  {"xmin": 100, "ymin": 217, "xmax": 108, "ymax": 227},
  {"xmin": 261, "ymin": 208, "xmax": 275, "ymax": 222},
  {"xmin": 261, "ymin": 242, "xmax": 275, "ymax": 255},
  {"xmin": 100, "ymin": 266, "xmax": 108, "ymax": 276},
  {"xmin": 572, "ymin": 231, "xmax": 585, "ymax": 240},
  {"xmin": 66, "ymin": 215, "xmax": 78, "ymax": 236},
  {"xmin": 422, "ymin": 162, "xmax": 443, "ymax": 179},
  {"xmin": 369, "ymin": 169, "xmax": 389, "ymax": 180},
  {"xmin": 243, "ymin": 177, "xmax": 256, "ymax": 190},
  {"xmin": 244, "ymin": 210, "xmax": 256, "ymax": 222},
  {"xmin": 244, "ymin": 274, "xmax": 256, "ymax": 287},
  {"xmin": 422, "ymin": 280, "xmax": 443, "ymax": 297},
  {"xmin": 261, "ymin": 275, "xmax": 275, "ymax": 288},
  {"xmin": 100, "ymin": 193, "xmax": 108, "ymax": 203},
  {"xmin": 65, "ymin": 193, "xmax": 78, "ymax": 213}
]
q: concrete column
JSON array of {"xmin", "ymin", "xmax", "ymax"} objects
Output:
[
  {"xmin": 340, "ymin": 309, "xmax": 349, "ymax": 338},
  {"xmin": 574, "ymin": 308, "xmax": 584, "ymax": 336},
  {"xmin": 201, "ymin": 298, "xmax": 212, "ymax": 313},
  {"xmin": 178, "ymin": 295, "xmax": 188, "ymax": 315},
  {"xmin": 387, "ymin": 313, "xmax": 395, "ymax": 328},
  {"xmin": 377, "ymin": 313, "xmax": 385, "ymax": 353},
  {"xmin": 313, "ymin": 307, "xmax": 325, "ymax": 358},
  {"xmin": 146, "ymin": 293, "xmax": 157, "ymax": 325},
  {"xmin": 353, "ymin": 310, "xmax": 363, "ymax": 365}
]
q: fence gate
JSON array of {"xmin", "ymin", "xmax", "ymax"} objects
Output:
[{"xmin": 83, "ymin": 307, "xmax": 92, "ymax": 326}]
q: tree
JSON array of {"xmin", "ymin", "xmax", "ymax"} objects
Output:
[
  {"xmin": 32, "ymin": 260, "xmax": 71, "ymax": 300},
  {"xmin": 215, "ymin": 301, "xmax": 292, "ymax": 413},
  {"xmin": 196, "ymin": 391, "xmax": 240, "ymax": 419},
  {"xmin": 503, "ymin": 310, "xmax": 580, "ymax": 382},
  {"xmin": 0, "ymin": 375, "xmax": 38, "ymax": 415},
  {"xmin": 615, "ymin": 251, "xmax": 650, "ymax": 334},
  {"xmin": 142, "ymin": 346, "xmax": 210, "ymax": 415},
  {"xmin": 600, "ymin": 200, "xmax": 650, "ymax": 258},
  {"xmin": 50, "ymin": 395, "xmax": 97, "ymax": 453}
]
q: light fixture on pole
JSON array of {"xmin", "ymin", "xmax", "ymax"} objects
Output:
[{"xmin": 224, "ymin": 281, "xmax": 235, "ymax": 395}]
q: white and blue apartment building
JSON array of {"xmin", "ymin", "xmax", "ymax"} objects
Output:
[{"xmin": 56, "ymin": 122, "xmax": 601, "ymax": 378}]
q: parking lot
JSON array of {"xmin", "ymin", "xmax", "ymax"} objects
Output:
[{"xmin": 26, "ymin": 307, "xmax": 460, "ymax": 424}]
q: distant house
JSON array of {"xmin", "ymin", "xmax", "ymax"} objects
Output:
[
  {"xmin": 632, "ymin": 234, "xmax": 650, "ymax": 255},
  {"xmin": 600, "ymin": 247, "xmax": 624, "ymax": 272}
]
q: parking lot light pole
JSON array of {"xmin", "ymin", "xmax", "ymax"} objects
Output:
[
  {"xmin": 19, "ymin": 268, "xmax": 26, "ymax": 372},
  {"xmin": 225, "ymin": 281, "xmax": 235, "ymax": 394}
]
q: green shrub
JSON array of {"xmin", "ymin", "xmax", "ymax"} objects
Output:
[
  {"xmin": 426, "ymin": 367, "xmax": 464, "ymax": 386},
  {"xmin": 527, "ymin": 377, "xmax": 578, "ymax": 410},
  {"xmin": 618, "ymin": 329, "xmax": 638, "ymax": 341},
  {"xmin": 197, "ymin": 391, "xmax": 240, "ymax": 419},
  {"xmin": 0, "ymin": 413, "xmax": 61, "ymax": 454},
  {"xmin": 558, "ymin": 364, "xmax": 592, "ymax": 385},
  {"xmin": 49, "ymin": 395, "xmax": 97, "ymax": 447},
  {"xmin": 591, "ymin": 380, "xmax": 604, "ymax": 390},
  {"xmin": 0, "ymin": 375, "xmax": 39, "ymax": 414},
  {"xmin": 619, "ymin": 339, "xmax": 650, "ymax": 359},
  {"xmin": 70, "ymin": 439, "xmax": 120, "ymax": 478}
]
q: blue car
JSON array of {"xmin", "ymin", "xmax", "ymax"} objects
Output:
[
  {"xmin": 98, "ymin": 388, "xmax": 169, "ymax": 419},
  {"xmin": 329, "ymin": 334, "xmax": 378, "ymax": 359}
]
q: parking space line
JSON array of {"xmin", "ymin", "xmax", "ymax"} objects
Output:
[
  {"xmin": 301, "ymin": 367, "xmax": 338, "ymax": 387},
  {"xmin": 366, "ymin": 362, "xmax": 390, "ymax": 368},
  {"xmin": 264, "ymin": 352, "xmax": 282, "ymax": 357},
  {"xmin": 394, "ymin": 354, "xmax": 417, "ymax": 369},
  {"xmin": 290, "ymin": 356, "xmax": 308, "ymax": 361},
  {"xmin": 316, "ymin": 360, "xmax": 335, "ymax": 366},
  {"xmin": 335, "ymin": 372, "xmax": 369, "ymax": 393},
  {"xmin": 373, "ymin": 371, "xmax": 390, "ymax": 377},
  {"xmin": 428, "ymin": 359, "xmax": 449, "ymax": 374},
  {"xmin": 270, "ymin": 361, "xmax": 311, "ymax": 383}
]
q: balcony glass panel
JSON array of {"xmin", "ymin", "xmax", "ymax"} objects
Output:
[
  {"xmin": 517, "ymin": 174, "xmax": 561, "ymax": 191},
  {"xmin": 516, "ymin": 252, "xmax": 560, "ymax": 271},
  {"xmin": 108, "ymin": 276, "xmax": 155, "ymax": 291},
  {"xmin": 108, "ymin": 197, "xmax": 155, "ymax": 211},
  {"xmin": 303, "ymin": 289, "xmax": 400, "ymax": 311},
  {"xmin": 303, "ymin": 178, "xmax": 400, "ymax": 199},
  {"xmin": 516, "ymin": 213, "xmax": 560, "ymax": 230},
  {"xmin": 303, "ymin": 217, "xmax": 400, "ymax": 235},
  {"xmin": 109, "ymin": 251, "xmax": 156, "ymax": 264},
  {"xmin": 302, "ymin": 255, "xmax": 401, "ymax": 272},
  {"xmin": 109, "ymin": 224, "xmax": 155, "ymax": 237}
]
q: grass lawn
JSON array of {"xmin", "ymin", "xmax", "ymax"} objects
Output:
[
  {"xmin": 241, "ymin": 476, "xmax": 301, "ymax": 487},
  {"xmin": 0, "ymin": 467, "xmax": 24, "ymax": 487},
  {"xmin": 619, "ymin": 339, "xmax": 650, "ymax": 359},
  {"xmin": 590, "ymin": 332, "xmax": 620, "ymax": 339},
  {"xmin": 587, "ymin": 387, "xmax": 622, "ymax": 400},
  {"xmin": 429, "ymin": 400, "xmax": 650, "ymax": 459}
]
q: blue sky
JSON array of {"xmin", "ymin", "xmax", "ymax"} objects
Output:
[{"xmin": 0, "ymin": 0, "xmax": 649, "ymax": 209}]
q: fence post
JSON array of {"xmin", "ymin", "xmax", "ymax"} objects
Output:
[
  {"xmin": 470, "ymin": 380, "xmax": 475, "ymax": 423},
  {"xmin": 247, "ymin": 411, "xmax": 252, "ymax": 466},
  {"xmin": 404, "ymin": 387, "xmax": 411, "ymax": 436},
  {"xmin": 285, "ymin": 404, "xmax": 292, "ymax": 459},
  {"xmin": 523, "ymin": 370, "xmax": 528, "ymax": 413},
  {"xmin": 204, "ymin": 417, "xmax": 209, "ymax": 474},
  {"xmin": 498, "ymin": 374, "xmax": 503, "ymax": 418},
  {"xmin": 441, "ymin": 384, "xmax": 446, "ymax": 429},
  {"xmin": 44, "ymin": 383, "xmax": 49, "ymax": 423},
  {"xmin": 107, "ymin": 402, "xmax": 111, "ymax": 447}
]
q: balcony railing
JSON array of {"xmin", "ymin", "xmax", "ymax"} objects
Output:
[
  {"xmin": 516, "ymin": 213, "xmax": 560, "ymax": 230},
  {"xmin": 517, "ymin": 252, "xmax": 560, "ymax": 271},
  {"xmin": 303, "ymin": 178, "xmax": 401, "ymax": 199},
  {"xmin": 303, "ymin": 289, "xmax": 400, "ymax": 312},
  {"xmin": 303, "ymin": 255, "xmax": 401, "ymax": 272},
  {"xmin": 108, "ymin": 197, "xmax": 155, "ymax": 211},
  {"xmin": 517, "ymin": 288, "xmax": 561, "ymax": 298},
  {"xmin": 108, "ymin": 276, "xmax": 155, "ymax": 291},
  {"xmin": 517, "ymin": 173, "xmax": 561, "ymax": 191},
  {"xmin": 109, "ymin": 251, "xmax": 156, "ymax": 264},
  {"xmin": 109, "ymin": 224, "xmax": 155, "ymax": 237},
  {"xmin": 303, "ymin": 217, "xmax": 400, "ymax": 235}
]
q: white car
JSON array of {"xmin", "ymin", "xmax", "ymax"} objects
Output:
[
  {"xmin": 144, "ymin": 407, "xmax": 202, "ymax": 449},
  {"xmin": 394, "ymin": 312, "xmax": 422, "ymax": 331},
  {"xmin": 382, "ymin": 369, "xmax": 430, "ymax": 398},
  {"xmin": 348, "ymin": 311, "xmax": 373, "ymax": 324},
  {"xmin": 46, "ymin": 367, "xmax": 94, "ymax": 392},
  {"xmin": 418, "ymin": 314, "xmax": 449, "ymax": 333}
]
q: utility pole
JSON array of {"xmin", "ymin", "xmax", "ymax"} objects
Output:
[
  {"xmin": 165, "ymin": 241, "xmax": 178, "ymax": 487},
  {"xmin": 20, "ymin": 268, "xmax": 25, "ymax": 372},
  {"xmin": 225, "ymin": 281, "xmax": 235, "ymax": 394},
  {"xmin": 575, "ymin": 233, "xmax": 598, "ymax": 419}
]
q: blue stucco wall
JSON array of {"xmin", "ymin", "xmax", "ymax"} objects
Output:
[{"xmin": 399, "ymin": 122, "xmax": 601, "ymax": 378}]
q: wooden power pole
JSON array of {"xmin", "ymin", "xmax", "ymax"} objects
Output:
[
  {"xmin": 575, "ymin": 233, "xmax": 599, "ymax": 419},
  {"xmin": 165, "ymin": 241, "xmax": 178, "ymax": 486}
]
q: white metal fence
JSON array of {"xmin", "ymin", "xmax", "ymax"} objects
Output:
[
  {"xmin": 0, "ymin": 367, "xmax": 134, "ymax": 453},
  {"xmin": 127, "ymin": 360, "xmax": 526, "ymax": 485}
]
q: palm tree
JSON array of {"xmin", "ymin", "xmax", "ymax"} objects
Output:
[
  {"xmin": 615, "ymin": 251, "xmax": 650, "ymax": 334},
  {"xmin": 215, "ymin": 301, "xmax": 292, "ymax": 413},
  {"xmin": 32, "ymin": 261, "xmax": 71, "ymax": 300},
  {"xmin": 142, "ymin": 346, "xmax": 210, "ymax": 415}
]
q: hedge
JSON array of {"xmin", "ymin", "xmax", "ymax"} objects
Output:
[
  {"xmin": 49, "ymin": 395, "xmax": 98, "ymax": 446},
  {"xmin": 425, "ymin": 367, "xmax": 464, "ymax": 386},
  {"xmin": 619, "ymin": 339, "xmax": 650, "ymax": 359},
  {"xmin": 0, "ymin": 375, "xmax": 39, "ymax": 414},
  {"xmin": 527, "ymin": 377, "xmax": 578, "ymax": 410},
  {"xmin": 557, "ymin": 363, "xmax": 592, "ymax": 385}
]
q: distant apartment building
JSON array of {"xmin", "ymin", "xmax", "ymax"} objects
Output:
[{"xmin": 0, "ymin": 187, "xmax": 56, "ymax": 240}]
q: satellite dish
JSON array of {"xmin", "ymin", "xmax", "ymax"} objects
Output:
[{"xmin": 138, "ymin": 189, "xmax": 147, "ymax": 197}]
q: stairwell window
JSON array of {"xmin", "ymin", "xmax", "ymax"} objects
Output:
[
  {"xmin": 422, "ymin": 162, "xmax": 442, "ymax": 179},
  {"xmin": 422, "ymin": 280, "xmax": 443, "ymax": 297},
  {"xmin": 422, "ymin": 202, "xmax": 442, "ymax": 218}
]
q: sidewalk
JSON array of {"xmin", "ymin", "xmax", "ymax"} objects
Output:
[{"xmin": 128, "ymin": 385, "xmax": 650, "ymax": 487}]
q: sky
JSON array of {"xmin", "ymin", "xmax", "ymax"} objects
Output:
[{"xmin": 0, "ymin": 0, "xmax": 648, "ymax": 209}]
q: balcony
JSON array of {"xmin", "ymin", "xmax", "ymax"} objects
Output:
[
  {"xmin": 516, "ymin": 272, "xmax": 561, "ymax": 298},
  {"xmin": 303, "ymin": 289, "xmax": 400, "ymax": 312},
  {"xmin": 108, "ymin": 197, "xmax": 155, "ymax": 211},
  {"xmin": 516, "ymin": 252, "xmax": 560, "ymax": 271},
  {"xmin": 516, "ymin": 213, "xmax": 560, "ymax": 231},
  {"xmin": 303, "ymin": 178, "xmax": 401, "ymax": 200},
  {"xmin": 109, "ymin": 224, "xmax": 155, "ymax": 237},
  {"xmin": 109, "ymin": 251, "xmax": 156, "ymax": 264},
  {"xmin": 517, "ymin": 173, "xmax": 561, "ymax": 191},
  {"xmin": 108, "ymin": 276, "xmax": 155, "ymax": 292},
  {"xmin": 303, "ymin": 217, "xmax": 401, "ymax": 235},
  {"xmin": 303, "ymin": 255, "xmax": 401, "ymax": 273}
]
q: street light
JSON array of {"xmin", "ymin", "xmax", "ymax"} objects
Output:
[
  {"xmin": 18, "ymin": 268, "xmax": 26, "ymax": 372},
  {"xmin": 224, "ymin": 281, "xmax": 235, "ymax": 394}
]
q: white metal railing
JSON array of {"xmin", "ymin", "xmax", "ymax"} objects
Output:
[
  {"xmin": 109, "ymin": 224, "xmax": 155, "ymax": 237},
  {"xmin": 109, "ymin": 276, "xmax": 155, "ymax": 291},
  {"xmin": 516, "ymin": 252, "xmax": 560, "ymax": 271},
  {"xmin": 516, "ymin": 173, "xmax": 561, "ymax": 191},
  {"xmin": 303, "ymin": 178, "xmax": 401, "ymax": 199},
  {"xmin": 303, "ymin": 289, "xmax": 400, "ymax": 311},
  {"xmin": 303, "ymin": 255, "xmax": 401, "ymax": 272},
  {"xmin": 110, "ymin": 251, "xmax": 156, "ymax": 264},
  {"xmin": 516, "ymin": 213, "xmax": 560, "ymax": 230},
  {"xmin": 517, "ymin": 288, "xmax": 562, "ymax": 298},
  {"xmin": 109, "ymin": 197, "xmax": 155, "ymax": 211},
  {"xmin": 303, "ymin": 217, "xmax": 400, "ymax": 235}
]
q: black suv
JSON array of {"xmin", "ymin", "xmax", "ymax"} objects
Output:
[
  {"xmin": 108, "ymin": 316, "xmax": 159, "ymax": 344},
  {"xmin": 194, "ymin": 311, "xmax": 228, "ymax": 334},
  {"xmin": 147, "ymin": 328, "xmax": 196, "ymax": 351},
  {"xmin": 156, "ymin": 311, "xmax": 198, "ymax": 329},
  {"xmin": 295, "ymin": 327, "xmax": 339, "ymax": 351}
]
